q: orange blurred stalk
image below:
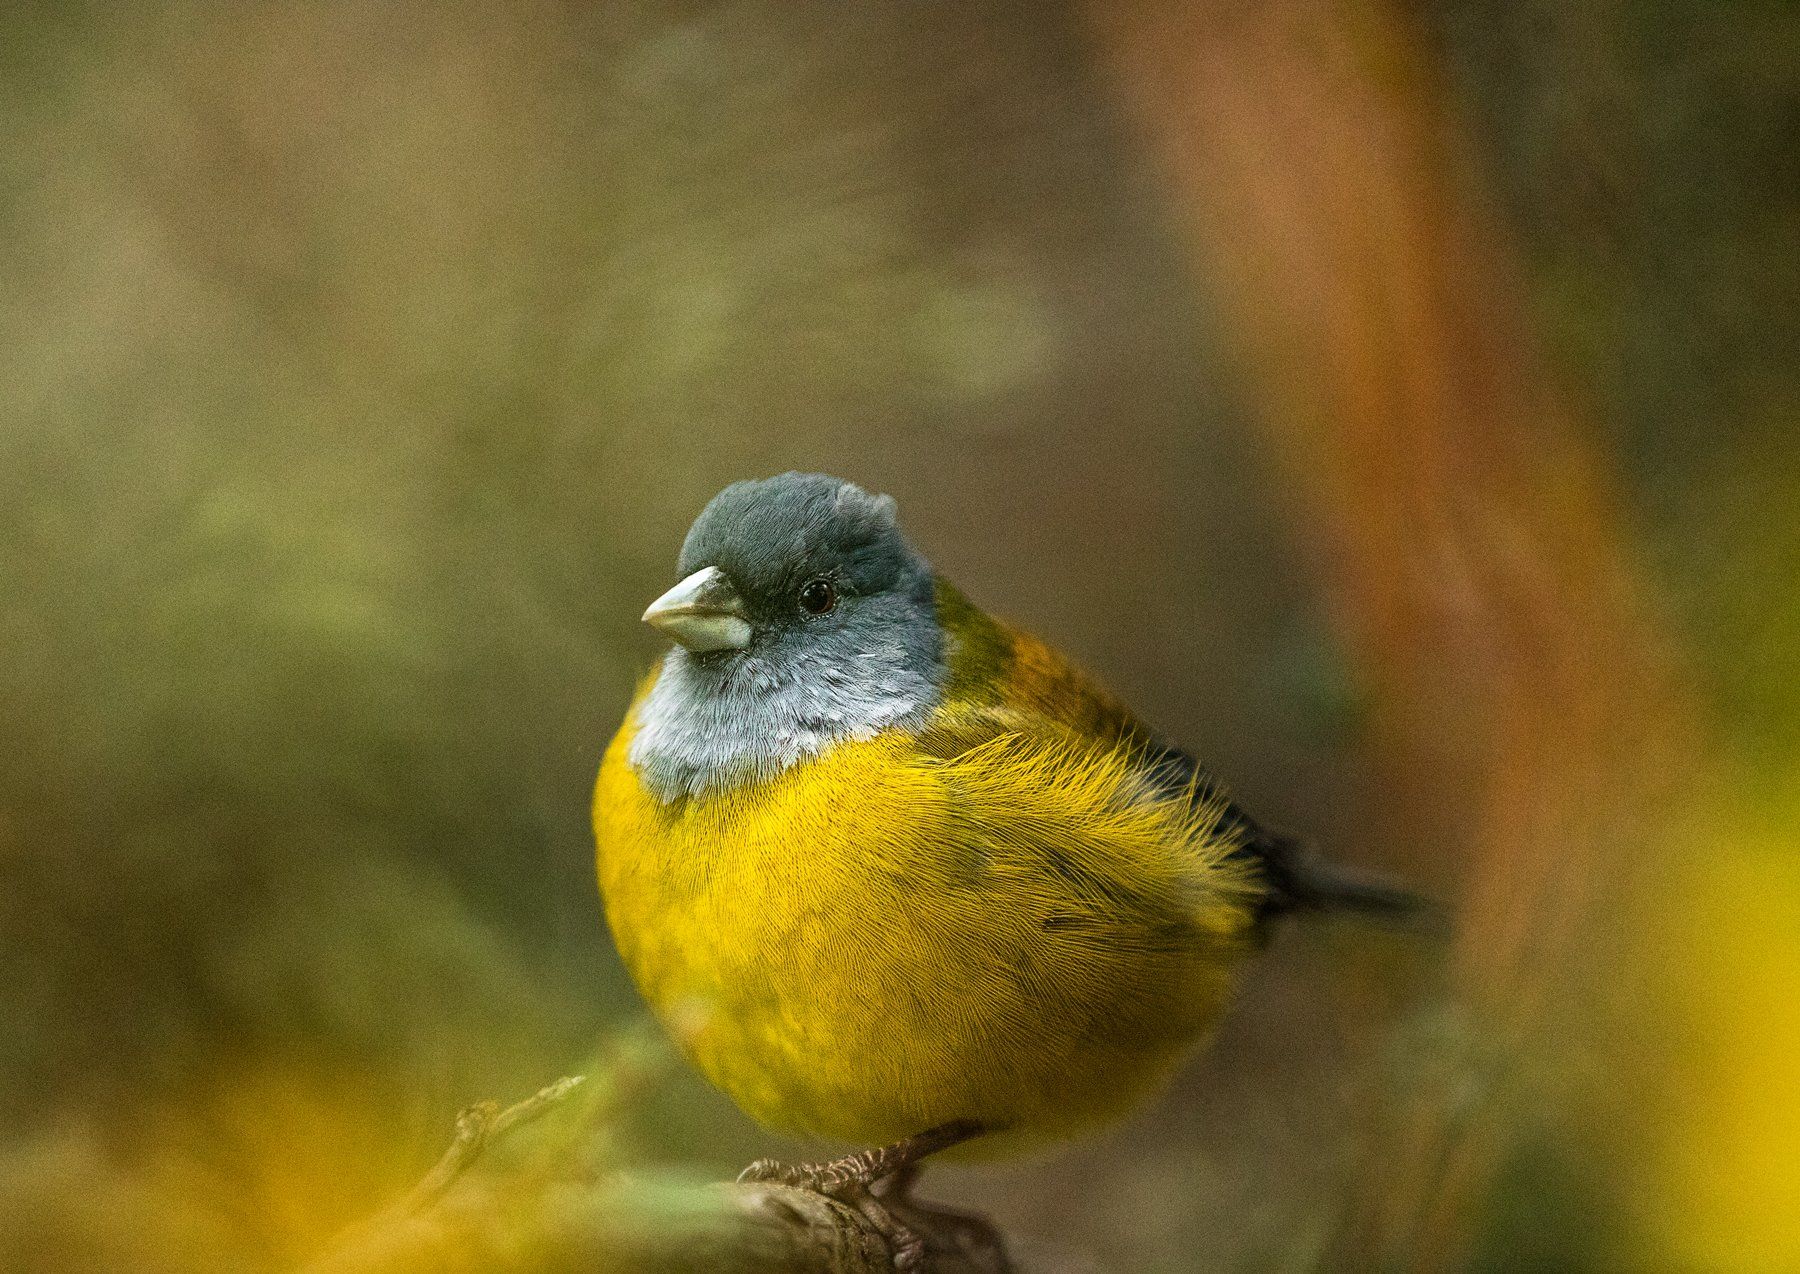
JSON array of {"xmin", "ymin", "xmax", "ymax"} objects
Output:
[{"xmin": 1085, "ymin": 0, "xmax": 1690, "ymax": 1266}]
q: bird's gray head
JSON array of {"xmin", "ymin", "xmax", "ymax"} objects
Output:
[{"xmin": 629, "ymin": 473, "xmax": 945, "ymax": 799}]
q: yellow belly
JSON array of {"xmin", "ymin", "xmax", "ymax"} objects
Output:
[{"xmin": 593, "ymin": 701, "xmax": 1259, "ymax": 1152}]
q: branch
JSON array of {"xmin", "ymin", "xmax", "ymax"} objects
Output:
[
  {"xmin": 401, "ymin": 1076, "xmax": 589, "ymax": 1215},
  {"xmin": 302, "ymin": 1073, "xmax": 1014, "ymax": 1274}
]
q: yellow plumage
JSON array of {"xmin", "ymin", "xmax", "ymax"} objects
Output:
[{"xmin": 594, "ymin": 598, "xmax": 1263, "ymax": 1154}]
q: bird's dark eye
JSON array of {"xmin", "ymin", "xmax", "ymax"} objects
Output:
[{"xmin": 798, "ymin": 578, "xmax": 837, "ymax": 615}]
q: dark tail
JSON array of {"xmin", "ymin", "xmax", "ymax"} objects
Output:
[{"xmin": 1248, "ymin": 830, "xmax": 1441, "ymax": 930}]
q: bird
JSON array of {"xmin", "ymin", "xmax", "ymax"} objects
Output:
[{"xmin": 593, "ymin": 472, "xmax": 1426, "ymax": 1267}]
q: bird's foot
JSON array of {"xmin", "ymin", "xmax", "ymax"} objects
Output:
[
  {"xmin": 738, "ymin": 1151, "xmax": 880, "ymax": 1195},
  {"xmin": 740, "ymin": 1155, "xmax": 926, "ymax": 1268},
  {"xmin": 736, "ymin": 1121, "xmax": 990, "ymax": 1272}
]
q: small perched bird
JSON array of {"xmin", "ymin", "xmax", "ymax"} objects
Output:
[{"xmin": 594, "ymin": 473, "xmax": 1424, "ymax": 1266}]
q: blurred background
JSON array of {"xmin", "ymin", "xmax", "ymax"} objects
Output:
[{"xmin": 0, "ymin": 1, "xmax": 1794, "ymax": 1270}]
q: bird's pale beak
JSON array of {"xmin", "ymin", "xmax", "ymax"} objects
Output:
[{"xmin": 642, "ymin": 566, "xmax": 752, "ymax": 652}]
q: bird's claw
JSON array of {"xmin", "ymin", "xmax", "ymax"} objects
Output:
[
  {"xmin": 737, "ymin": 1157, "xmax": 927, "ymax": 1268},
  {"xmin": 736, "ymin": 1156, "xmax": 866, "ymax": 1193},
  {"xmin": 736, "ymin": 1157, "xmax": 796, "ymax": 1186}
]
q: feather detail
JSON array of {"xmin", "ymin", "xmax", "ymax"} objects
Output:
[{"xmin": 595, "ymin": 678, "xmax": 1262, "ymax": 1150}]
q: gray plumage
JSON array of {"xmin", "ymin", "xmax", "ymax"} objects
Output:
[{"xmin": 630, "ymin": 474, "xmax": 945, "ymax": 800}]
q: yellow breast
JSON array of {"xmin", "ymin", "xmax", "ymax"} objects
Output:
[{"xmin": 593, "ymin": 680, "xmax": 1260, "ymax": 1152}]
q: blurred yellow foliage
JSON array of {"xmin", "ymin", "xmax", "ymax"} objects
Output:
[
  {"xmin": 1639, "ymin": 814, "xmax": 1800, "ymax": 1270},
  {"xmin": 143, "ymin": 1058, "xmax": 416, "ymax": 1269}
]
